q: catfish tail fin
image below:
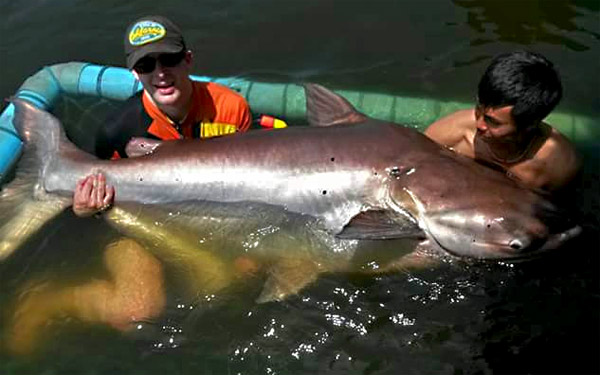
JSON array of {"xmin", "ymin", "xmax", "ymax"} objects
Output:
[{"xmin": 0, "ymin": 99, "xmax": 77, "ymax": 260}]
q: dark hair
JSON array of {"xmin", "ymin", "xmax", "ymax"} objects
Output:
[{"xmin": 477, "ymin": 51, "xmax": 562, "ymax": 129}]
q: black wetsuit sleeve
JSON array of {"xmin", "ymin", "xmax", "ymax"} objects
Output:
[{"xmin": 95, "ymin": 91, "xmax": 153, "ymax": 159}]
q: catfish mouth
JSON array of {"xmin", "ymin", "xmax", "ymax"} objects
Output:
[
  {"xmin": 429, "ymin": 224, "xmax": 582, "ymax": 261},
  {"xmin": 419, "ymin": 206, "xmax": 582, "ymax": 261},
  {"xmin": 520, "ymin": 225, "xmax": 582, "ymax": 258}
]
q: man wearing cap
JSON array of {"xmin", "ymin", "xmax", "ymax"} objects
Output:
[
  {"xmin": 6, "ymin": 16, "xmax": 255, "ymax": 355},
  {"xmin": 74, "ymin": 15, "xmax": 252, "ymax": 215}
]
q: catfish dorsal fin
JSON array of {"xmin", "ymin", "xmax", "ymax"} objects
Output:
[
  {"xmin": 125, "ymin": 137, "xmax": 163, "ymax": 157},
  {"xmin": 304, "ymin": 83, "xmax": 368, "ymax": 127}
]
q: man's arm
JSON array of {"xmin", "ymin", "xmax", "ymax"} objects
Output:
[
  {"xmin": 72, "ymin": 94, "xmax": 144, "ymax": 217},
  {"xmin": 424, "ymin": 109, "xmax": 475, "ymax": 149},
  {"xmin": 516, "ymin": 131, "xmax": 582, "ymax": 192}
]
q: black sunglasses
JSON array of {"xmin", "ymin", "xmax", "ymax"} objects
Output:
[{"xmin": 133, "ymin": 51, "xmax": 186, "ymax": 74}]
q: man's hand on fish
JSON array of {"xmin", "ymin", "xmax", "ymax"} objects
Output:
[{"xmin": 73, "ymin": 173, "xmax": 115, "ymax": 217}]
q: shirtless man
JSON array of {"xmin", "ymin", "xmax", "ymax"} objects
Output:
[{"xmin": 425, "ymin": 51, "xmax": 580, "ymax": 193}]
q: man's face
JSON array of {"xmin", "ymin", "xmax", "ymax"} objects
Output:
[
  {"xmin": 132, "ymin": 50, "xmax": 193, "ymax": 107},
  {"xmin": 474, "ymin": 104, "xmax": 520, "ymax": 142}
]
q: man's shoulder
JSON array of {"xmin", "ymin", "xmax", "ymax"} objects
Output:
[
  {"xmin": 424, "ymin": 109, "xmax": 476, "ymax": 149},
  {"xmin": 426, "ymin": 109, "xmax": 476, "ymax": 133},
  {"xmin": 525, "ymin": 125, "xmax": 581, "ymax": 190},
  {"xmin": 108, "ymin": 91, "xmax": 144, "ymax": 119},
  {"xmin": 539, "ymin": 126, "xmax": 581, "ymax": 168},
  {"xmin": 194, "ymin": 81, "xmax": 248, "ymax": 105},
  {"xmin": 192, "ymin": 81, "xmax": 251, "ymax": 130},
  {"xmin": 106, "ymin": 91, "xmax": 150, "ymax": 131},
  {"xmin": 98, "ymin": 91, "xmax": 151, "ymax": 159}
]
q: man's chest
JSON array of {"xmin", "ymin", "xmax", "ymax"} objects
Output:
[{"xmin": 463, "ymin": 130, "xmax": 544, "ymax": 185}]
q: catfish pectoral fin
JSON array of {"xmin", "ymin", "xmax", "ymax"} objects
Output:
[
  {"xmin": 0, "ymin": 195, "xmax": 70, "ymax": 261},
  {"xmin": 125, "ymin": 137, "xmax": 163, "ymax": 158},
  {"xmin": 374, "ymin": 245, "xmax": 444, "ymax": 274},
  {"xmin": 103, "ymin": 206, "xmax": 235, "ymax": 299},
  {"xmin": 336, "ymin": 210, "xmax": 424, "ymax": 240},
  {"xmin": 256, "ymin": 257, "xmax": 322, "ymax": 303}
]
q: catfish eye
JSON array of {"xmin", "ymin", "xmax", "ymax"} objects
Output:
[{"xmin": 509, "ymin": 239, "xmax": 523, "ymax": 250}]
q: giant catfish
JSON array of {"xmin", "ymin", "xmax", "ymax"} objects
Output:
[{"xmin": 0, "ymin": 84, "xmax": 580, "ymax": 300}]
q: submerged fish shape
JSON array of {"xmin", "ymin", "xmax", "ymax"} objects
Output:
[{"xmin": 0, "ymin": 84, "xmax": 580, "ymax": 279}]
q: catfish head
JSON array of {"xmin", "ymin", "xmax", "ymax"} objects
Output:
[
  {"xmin": 425, "ymin": 202, "xmax": 580, "ymax": 260},
  {"xmin": 303, "ymin": 83, "xmax": 580, "ymax": 261},
  {"xmin": 394, "ymin": 177, "xmax": 582, "ymax": 260}
]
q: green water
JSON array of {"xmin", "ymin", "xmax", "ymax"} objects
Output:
[{"xmin": 0, "ymin": 1, "xmax": 598, "ymax": 374}]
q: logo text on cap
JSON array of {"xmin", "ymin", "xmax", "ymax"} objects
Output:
[{"xmin": 129, "ymin": 21, "xmax": 166, "ymax": 46}]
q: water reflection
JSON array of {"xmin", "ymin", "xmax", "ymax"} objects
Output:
[{"xmin": 453, "ymin": 0, "xmax": 596, "ymax": 51}]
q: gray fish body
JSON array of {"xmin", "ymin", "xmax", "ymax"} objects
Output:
[
  {"xmin": 45, "ymin": 122, "xmax": 408, "ymax": 234},
  {"xmin": 3, "ymin": 84, "xmax": 580, "ymax": 264}
]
